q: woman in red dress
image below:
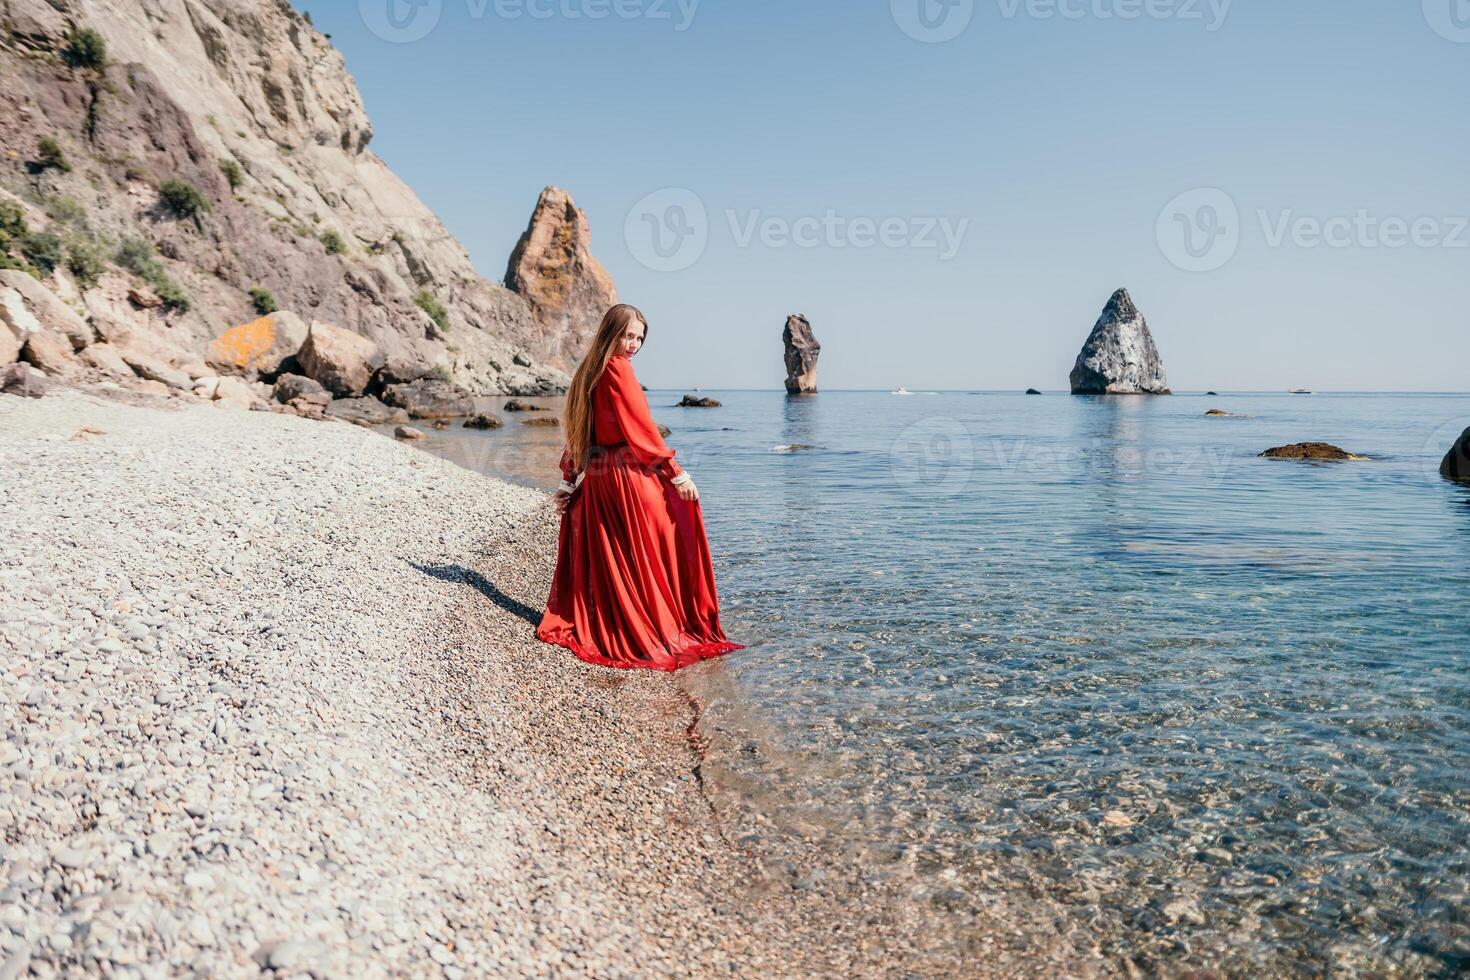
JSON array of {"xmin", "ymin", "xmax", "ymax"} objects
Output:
[{"xmin": 536, "ymin": 304, "xmax": 744, "ymax": 671}]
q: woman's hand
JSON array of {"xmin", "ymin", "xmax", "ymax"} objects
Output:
[
  {"xmin": 554, "ymin": 490, "xmax": 573, "ymax": 513},
  {"xmin": 675, "ymin": 479, "xmax": 699, "ymax": 502}
]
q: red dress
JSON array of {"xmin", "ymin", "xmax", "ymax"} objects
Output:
[{"xmin": 536, "ymin": 352, "xmax": 745, "ymax": 671}]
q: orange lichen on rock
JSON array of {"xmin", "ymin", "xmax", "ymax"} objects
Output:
[
  {"xmin": 209, "ymin": 316, "xmax": 274, "ymax": 370},
  {"xmin": 206, "ymin": 311, "xmax": 307, "ymax": 377}
]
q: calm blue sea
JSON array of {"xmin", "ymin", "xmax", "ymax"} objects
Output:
[{"xmin": 418, "ymin": 390, "xmax": 1470, "ymax": 974}]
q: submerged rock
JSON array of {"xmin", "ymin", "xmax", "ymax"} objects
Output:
[
  {"xmin": 502, "ymin": 399, "xmax": 549, "ymax": 412},
  {"xmin": 1440, "ymin": 426, "xmax": 1470, "ymax": 484},
  {"xmin": 1259, "ymin": 442, "xmax": 1369, "ymax": 461},
  {"xmin": 1069, "ymin": 289, "xmax": 1171, "ymax": 395},
  {"xmin": 520, "ymin": 416, "xmax": 559, "ymax": 426},
  {"xmin": 783, "ymin": 314, "xmax": 820, "ymax": 394},
  {"xmin": 677, "ymin": 394, "xmax": 721, "ymax": 408},
  {"xmin": 463, "ymin": 413, "xmax": 503, "ymax": 429}
]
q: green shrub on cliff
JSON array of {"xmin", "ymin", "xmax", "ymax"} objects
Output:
[
  {"xmin": 37, "ymin": 137, "xmax": 71, "ymax": 173},
  {"xmin": 65, "ymin": 237, "xmax": 106, "ymax": 290},
  {"xmin": 116, "ymin": 237, "xmax": 190, "ymax": 311},
  {"xmin": 0, "ymin": 204, "xmax": 37, "ymax": 277},
  {"xmin": 415, "ymin": 290, "xmax": 449, "ymax": 331},
  {"xmin": 249, "ymin": 286, "xmax": 279, "ymax": 315},
  {"xmin": 219, "ymin": 159, "xmax": 243, "ymax": 190},
  {"xmin": 320, "ymin": 229, "xmax": 347, "ymax": 255},
  {"xmin": 64, "ymin": 28, "xmax": 108, "ymax": 70},
  {"xmin": 20, "ymin": 230, "xmax": 62, "ymax": 275},
  {"xmin": 159, "ymin": 178, "xmax": 210, "ymax": 218}
]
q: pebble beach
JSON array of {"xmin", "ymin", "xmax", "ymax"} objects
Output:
[{"xmin": 0, "ymin": 390, "xmax": 1009, "ymax": 978}]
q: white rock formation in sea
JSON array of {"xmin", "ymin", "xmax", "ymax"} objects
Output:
[
  {"xmin": 1069, "ymin": 288, "xmax": 1171, "ymax": 395},
  {"xmin": 0, "ymin": 0, "xmax": 612, "ymax": 394}
]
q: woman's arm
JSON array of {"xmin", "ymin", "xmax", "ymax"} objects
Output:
[
  {"xmin": 556, "ymin": 445, "xmax": 584, "ymax": 496},
  {"xmin": 604, "ymin": 357, "xmax": 689, "ymax": 484}
]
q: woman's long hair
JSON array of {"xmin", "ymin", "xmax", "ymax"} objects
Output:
[{"xmin": 563, "ymin": 303, "xmax": 648, "ymax": 470}]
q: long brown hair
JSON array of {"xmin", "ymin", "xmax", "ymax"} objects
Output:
[{"xmin": 563, "ymin": 303, "xmax": 648, "ymax": 470}]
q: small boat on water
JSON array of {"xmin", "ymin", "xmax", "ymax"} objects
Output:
[
  {"xmin": 891, "ymin": 386, "xmax": 912, "ymax": 395},
  {"xmin": 1289, "ymin": 388, "xmax": 1313, "ymax": 395}
]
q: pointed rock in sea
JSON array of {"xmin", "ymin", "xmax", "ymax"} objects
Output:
[
  {"xmin": 783, "ymin": 314, "xmax": 820, "ymax": 394},
  {"xmin": 1069, "ymin": 288, "xmax": 1171, "ymax": 395}
]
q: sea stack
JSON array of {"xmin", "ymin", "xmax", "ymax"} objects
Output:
[
  {"xmin": 505, "ymin": 186, "xmax": 618, "ymax": 374},
  {"xmin": 783, "ymin": 314, "xmax": 820, "ymax": 394},
  {"xmin": 1441, "ymin": 426, "xmax": 1470, "ymax": 484},
  {"xmin": 1069, "ymin": 289, "xmax": 1171, "ymax": 395}
]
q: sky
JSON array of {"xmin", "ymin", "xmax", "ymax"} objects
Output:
[{"xmin": 307, "ymin": 1, "xmax": 1470, "ymax": 391}]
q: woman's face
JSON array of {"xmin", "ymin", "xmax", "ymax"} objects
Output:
[{"xmin": 620, "ymin": 319, "xmax": 646, "ymax": 357}]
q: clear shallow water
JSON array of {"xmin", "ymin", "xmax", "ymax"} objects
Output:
[{"xmin": 416, "ymin": 391, "xmax": 1470, "ymax": 975}]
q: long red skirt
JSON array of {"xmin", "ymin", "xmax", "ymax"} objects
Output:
[{"xmin": 536, "ymin": 444, "xmax": 745, "ymax": 671}]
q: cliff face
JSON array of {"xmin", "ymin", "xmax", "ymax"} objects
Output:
[{"xmin": 0, "ymin": 0, "xmax": 583, "ymax": 394}]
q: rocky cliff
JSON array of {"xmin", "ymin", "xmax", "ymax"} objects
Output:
[
  {"xmin": 0, "ymin": 0, "xmax": 606, "ymax": 395},
  {"xmin": 505, "ymin": 185, "xmax": 617, "ymax": 375},
  {"xmin": 1069, "ymin": 288, "xmax": 1171, "ymax": 395}
]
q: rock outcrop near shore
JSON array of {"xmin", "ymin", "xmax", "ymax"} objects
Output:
[
  {"xmin": 1259, "ymin": 442, "xmax": 1368, "ymax": 461},
  {"xmin": 1440, "ymin": 426, "xmax": 1470, "ymax": 483},
  {"xmin": 783, "ymin": 314, "xmax": 820, "ymax": 394},
  {"xmin": 505, "ymin": 186, "xmax": 618, "ymax": 374},
  {"xmin": 0, "ymin": 0, "xmax": 576, "ymax": 395},
  {"xmin": 1070, "ymin": 289, "xmax": 1171, "ymax": 395}
]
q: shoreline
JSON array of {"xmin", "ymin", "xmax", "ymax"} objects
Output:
[{"xmin": 0, "ymin": 388, "xmax": 987, "ymax": 977}]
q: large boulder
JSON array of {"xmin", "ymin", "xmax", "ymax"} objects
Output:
[
  {"xmin": 379, "ymin": 377, "xmax": 475, "ymax": 419},
  {"xmin": 1440, "ymin": 427, "xmax": 1470, "ymax": 484},
  {"xmin": 1, "ymin": 362, "xmax": 48, "ymax": 398},
  {"xmin": 1070, "ymin": 289, "xmax": 1171, "ymax": 395},
  {"xmin": 0, "ymin": 288, "xmax": 41, "ymax": 362},
  {"xmin": 0, "ymin": 310, "xmax": 19, "ymax": 366},
  {"xmin": 782, "ymin": 314, "xmax": 821, "ymax": 394},
  {"xmin": 212, "ymin": 376, "xmax": 268, "ymax": 411},
  {"xmin": 206, "ymin": 312, "xmax": 309, "ymax": 378},
  {"xmin": 81, "ymin": 343, "xmax": 135, "ymax": 378},
  {"xmin": 504, "ymin": 186, "xmax": 618, "ymax": 373},
  {"xmin": 0, "ymin": 270, "xmax": 93, "ymax": 350},
  {"xmin": 120, "ymin": 350, "xmax": 194, "ymax": 391},
  {"xmin": 22, "ymin": 331, "xmax": 80, "ymax": 379},
  {"xmin": 298, "ymin": 321, "xmax": 385, "ymax": 397},
  {"xmin": 324, "ymin": 395, "xmax": 409, "ymax": 427},
  {"xmin": 272, "ymin": 373, "xmax": 331, "ymax": 407}
]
